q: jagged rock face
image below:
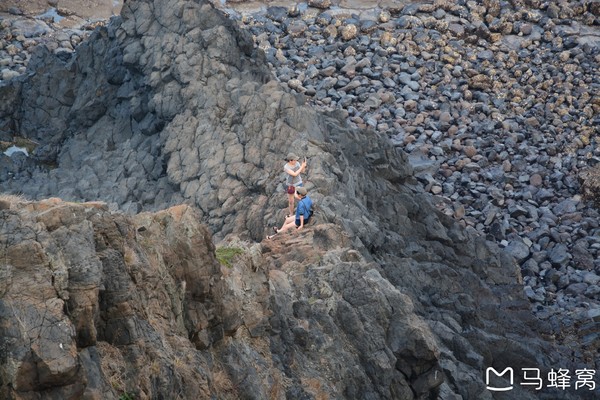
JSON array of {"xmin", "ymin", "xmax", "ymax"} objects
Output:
[
  {"xmin": 0, "ymin": 199, "xmax": 459, "ymax": 398},
  {"xmin": 0, "ymin": 0, "xmax": 598, "ymax": 399},
  {"xmin": 1, "ymin": 197, "xmax": 594, "ymax": 399},
  {"xmin": 2, "ymin": 0, "xmax": 270, "ymax": 229},
  {"xmin": 0, "ymin": 199, "xmax": 222, "ymax": 399},
  {"xmin": 0, "ymin": 0, "xmax": 411, "ymax": 244},
  {"xmin": 0, "ymin": 198, "xmax": 577, "ymax": 400}
]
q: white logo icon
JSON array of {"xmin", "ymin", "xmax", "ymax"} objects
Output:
[{"xmin": 486, "ymin": 367, "xmax": 514, "ymax": 391}]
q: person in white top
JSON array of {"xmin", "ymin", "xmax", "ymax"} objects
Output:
[{"xmin": 283, "ymin": 152, "xmax": 307, "ymax": 216}]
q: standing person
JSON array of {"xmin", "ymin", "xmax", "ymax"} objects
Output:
[
  {"xmin": 284, "ymin": 153, "xmax": 307, "ymax": 217},
  {"xmin": 267, "ymin": 187, "xmax": 313, "ymax": 239}
]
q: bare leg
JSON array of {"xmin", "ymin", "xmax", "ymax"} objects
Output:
[
  {"xmin": 268, "ymin": 215, "xmax": 295, "ymax": 239},
  {"xmin": 287, "ymin": 192, "xmax": 295, "ymax": 215},
  {"xmin": 276, "ymin": 217, "xmax": 297, "ymax": 234}
]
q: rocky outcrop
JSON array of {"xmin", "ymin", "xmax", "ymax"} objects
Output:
[
  {"xmin": 0, "ymin": 198, "xmax": 222, "ymax": 399},
  {"xmin": 1, "ymin": 196, "xmax": 594, "ymax": 399},
  {"xmin": 0, "ymin": 0, "xmax": 598, "ymax": 399}
]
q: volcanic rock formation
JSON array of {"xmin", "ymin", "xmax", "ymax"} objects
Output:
[{"xmin": 0, "ymin": 0, "xmax": 598, "ymax": 399}]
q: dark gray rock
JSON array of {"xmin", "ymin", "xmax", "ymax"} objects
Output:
[
  {"xmin": 11, "ymin": 19, "xmax": 52, "ymax": 37},
  {"xmin": 565, "ymin": 282, "xmax": 588, "ymax": 296},
  {"xmin": 585, "ymin": 285, "xmax": 600, "ymax": 298},
  {"xmin": 572, "ymin": 241, "xmax": 595, "ymax": 271},
  {"xmin": 505, "ymin": 239, "xmax": 530, "ymax": 262},
  {"xmin": 583, "ymin": 272, "xmax": 600, "ymax": 286},
  {"xmin": 548, "ymin": 244, "xmax": 571, "ymax": 267},
  {"xmin": 522, "ymin": 258, "xmax": 539, "ymax": 276}
]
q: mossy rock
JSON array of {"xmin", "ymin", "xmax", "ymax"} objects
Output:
[{"xmin": 215, "ymin": 247, "xmax": 245, "ymax": 268}]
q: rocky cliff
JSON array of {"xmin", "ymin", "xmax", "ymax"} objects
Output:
[
  {"xmin": 0, "ymin": 195, "xmax": 591, "ymax": 399},
  {"xmin": 0, "ymin": 0, "xmax": 598, "ymax": 399}
]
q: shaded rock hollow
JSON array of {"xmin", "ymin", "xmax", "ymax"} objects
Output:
[{"xmin": 0, "ymin": 0, "xmax": 598, "ymax": 399}]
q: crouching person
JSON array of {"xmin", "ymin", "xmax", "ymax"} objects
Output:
[{"xmin": 268, "ymin": 187, "xmax": 313, "ymax": 239}]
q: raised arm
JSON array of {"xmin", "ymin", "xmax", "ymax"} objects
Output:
[{"xmin": 285, "ymin": 161, "xmax": 306, "ymax": 177}]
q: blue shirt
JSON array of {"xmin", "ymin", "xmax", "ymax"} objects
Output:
[{"xmin": 295, "ymin": 196, "xmax": 312, "ymax": 223}]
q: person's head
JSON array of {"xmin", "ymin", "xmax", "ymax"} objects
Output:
[
  {"xmin": 296, "ymin": 186, "xmax": 307, "ymax": 198},
  {"xmin": 286, "ymin": 153, "xmax": 299, "ymax": 163}
]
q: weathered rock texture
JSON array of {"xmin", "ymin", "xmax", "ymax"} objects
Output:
[
  {"xmin": 0, "ymin": 0, "xmax": 598, "ymax": 399},
  {"xmin": 1, "ymin": 198, "xmax": 222, "ymax": 399},
  {"xmin": 0, "ymin": 196, "xmax": 594, "ymax": 399}
]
